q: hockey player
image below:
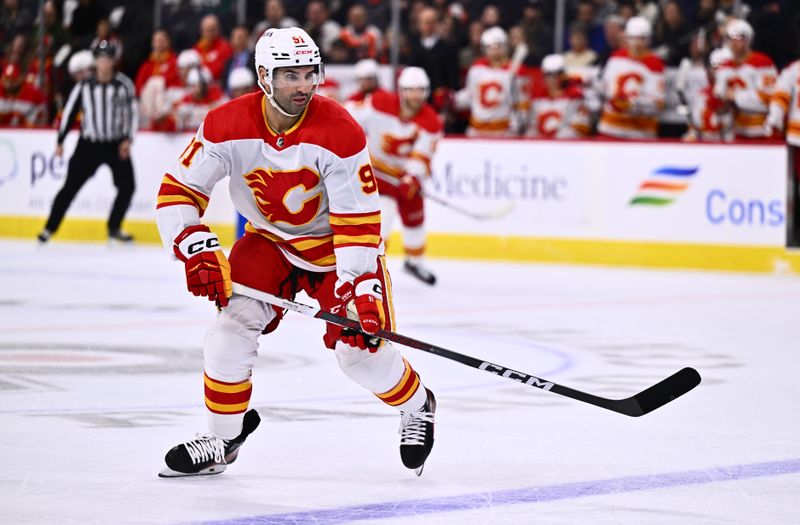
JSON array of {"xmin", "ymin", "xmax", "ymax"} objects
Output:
[
  {"xmin": 598, "ymin": 17, "xmax": 665, "ymax": 140},
  {"xmin": 227, "ymin": 67, "xmax": 257, "ymax": 99},
  {"xmin": 713, "ymin": 19, "xmax": 777, "ymax": 140},
  {"xmin": 348, "ymin": 58, "xmax": 385, "ymax": 103},
  {"xmin": 527, "ymin": 54, "xmax": 591, "ymax": 139},
  {"xmin": 155, "ymin": 28, "xmax": 436, "ymax": 477},
  {"xmin": 455, "ymin": 27, "xmax": 531, "ymax": 137},
  {"xmin": 766, "ymin": 57, "xmax": 800, "ymax": 243},
  {"xmin": 683, "ymin": 47, "xmax": 734, "ymax": 142},
  {"xmin": 345, "ymin": 67, "xmax": 442, "ymax": 286},
  {"xmin": 171, "ymin": 67, "xmax": 226, "ymax": 132}
]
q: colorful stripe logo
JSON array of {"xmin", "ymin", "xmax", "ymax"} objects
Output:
[{"xmin": 629, "ymin": 166, "xmax": 699, "ymax": 206}]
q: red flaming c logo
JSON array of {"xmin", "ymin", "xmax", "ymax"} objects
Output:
[{"xmin": 244, "ymin": 167, "xmax": 322, "ymax": 226}]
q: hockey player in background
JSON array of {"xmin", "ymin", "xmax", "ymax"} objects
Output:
[
  {"xmin": 598, "ymin": 17, "xmax": 665, "ymax": 140},
  {"xmin": 348, "ymin": 58, "xmax": 385, "ymax": 103},
  {"xmin": 682, "ymin": 47, "xmax": 734, "ymax": 142},
  {"xmin": 227, "ymin": 67, "xmax": 257, "ymax": 99},
  {"xmin": 713, "ymin": 19, "xmax": 777, "ymax": 141},
  {"xmin": 527, "ymin": 54, "xmax": 591, "ymax": 139},
  {"xmin": 171, "ymin": 67, "xmax": 226, "ymax": 132},
  {"xmin": 345, "ymin": 67, "xmax": 443, "ymax": 286},
  {"xmin": 455, "ymin": 27, "xmax": 531, "ymax": 137},
  {"xmin": 155, "ymin": 28, "xmax": 436, "ymax": 477},
  {"xmin": 0, "ymin": 63, "xmax": 46, "ymax": 127},
  {"xmin": 767, "ymin": 56, "xmax": 800, "ymax": 243}
]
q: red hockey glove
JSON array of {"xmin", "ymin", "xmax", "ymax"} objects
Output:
[
  {"xmin": 173, "ymin": 225, "xmax": 232, "ymax": 307},
  {"xmin": 398, "ymin": 174, "xmax": 422, "ymax": 201},
  {"xmin": 334, "ymin": 273, "xmax": 385, "ymax": 352}
]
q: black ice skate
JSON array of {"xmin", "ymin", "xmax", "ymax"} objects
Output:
[
  {"xmin": 399, "ymin": 388, "xmax": 436, "ymax": 476},
  {"xmin": 158, "ymin": 409, "xmax": 260, "ymax": 478},
  {"xmin": 403, "ymin": 260, "xmax": 436, "ymax": 286},
  {"xmin": 108, "ymin": 229, "xmax": 135, "ymax": 244}
]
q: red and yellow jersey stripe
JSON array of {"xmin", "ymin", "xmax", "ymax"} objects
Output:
[
  {"xmin": 244, "ymin": 223, "xmax": 337, "ymax": 267},
  {"xmin": 330, "ymin": 211, "xmax": 381, "ymax": 250},
  {"xmin": 156, "ymin": 173, "xmax": 210, "ymax": 216}
]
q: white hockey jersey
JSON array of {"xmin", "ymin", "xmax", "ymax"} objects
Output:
[
  {"xmin": 713, "ymin": 51, "xmax": 777, "ymax": 138},
  {"xmin": 527, "ymin": 84, "xmax": 590, "ymax": 138},
  {"xmin": 686, "ymin": 86, "xmax": 734, "ymax": 142},
  {"xmin": 598, "ymin": 49, "xmax": 665, "ymax": 139},
  {"xmin": 345, "ymin": 90, "xmax": 443, "ymax": 187},
  {"xmin": 456, "ymin": 58, "xmax": 531, "ymax": 137},
  {"xmin": 769, "ymin": 60, "xmax": 800, "ymax": 146},
  {"xmin": 156, "ymin": 93, "xmax": 382, "ymax": 283}
]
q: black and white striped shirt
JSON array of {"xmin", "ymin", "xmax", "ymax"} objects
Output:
[{"xmin": 58, "ymin": 73, "xmax": 138, "ymax": 145}]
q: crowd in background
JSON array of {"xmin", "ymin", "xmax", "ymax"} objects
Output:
[{"xmin": 2, "ymin": 0, "xmax": 800, "ymax": 140}]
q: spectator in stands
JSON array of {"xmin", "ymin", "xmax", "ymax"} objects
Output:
[
  {"xmin": 172, "ymin": 66, "xmax": 225, "ymax": 131},
  {"xmin": 574, "ymin": 0, "xmax": 607, "ymax": 53},
  {"xmin": 598, "ymin": 16, "xmax": 665, "ymax": 140},
  {"xmin": 163, "ymin": 0, "xmax": 201, "ymax": 52},
  {"xmin": 304, "ymin": 0, "xmax": 341, "ymax": 59},
  {"xmin": 194, "ymin": 15, "xmax": 233, "ymax": 82},
  {"xmin": 519, "ymin": 0, "xmax": 553, "ymax": 65},
  {"xmin": 136, "ymin": 29, "xmax": 180, "ymax": 128},
  {"xmin": 68, "ymin": 0, "xmax": 107, "ymax": 49},
  {"xmin": 459, "ymin": 20, "xmax": 485, "ymax": 74},
  {"xmin": 228, "ymin": 67, "xmax": 257, "ymax": 99},
  {"xmin": 32, "ymin": 1, "xmax": 70, "ymax": 66},
  {"xmin": 90, "ymin": 18, "xmax": 122, "ymax": 68},
  {"xmin": 251, "ymin": 0, "xmax": 300, "ymax": 48},
  {"xmin": 528, "ymin": 54, "xmax": 591, "ymax": 138},
  {"xmin": 0, "ymin": 62, "xmax": 46, "ymax": 127},
  {"xmin": 597, "ymin": 14, "xmax": 626, "ymax": 66},
  {"xmin": 1, "ymin": 0, "xmax": 33, "ymax": 51},
  {"xmin": 135, "ymin": 29, "xmax": 178, "ymax": 95},
  {"xmin": 479, "ymin": 5, "xmax": 501, "ymax": 29},
  {"xmin": 713, "ymin": 19, "xmax": 777, "ymax": 140},
  {"xmin": 653, "ymin": 1, "xmax": 691, "ymax": 67},
  {"xmin": 409, "ymin": 6, "xmax": 459, "ymax": 110},
  {"xmin": 564, "ymin": 24, "xmax": 598, "ymax": 68},
  {"xmin": 339, "ymin": 4, "xmax": 383, "ymax": 61},
  {"xmin": 630, "ymin": 0, "xmax": 660, "ymax": 25},
  {"xmin": 222, "ymin": 25, "xmax": 253, "ymax": 96}
]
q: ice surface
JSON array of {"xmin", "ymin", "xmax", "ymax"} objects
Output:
[{"xmin": 1, "ymin": 239, "xmax": 798, "ymax": 524}]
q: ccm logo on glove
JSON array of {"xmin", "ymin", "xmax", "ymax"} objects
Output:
[{"xmin": 173, "ymin": 224, "xmax": 232, "ymax": 307}]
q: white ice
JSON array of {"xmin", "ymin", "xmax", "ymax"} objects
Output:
[{"xmin": 1, "ymin": 239, "xmax": 798, "ymax": 524}]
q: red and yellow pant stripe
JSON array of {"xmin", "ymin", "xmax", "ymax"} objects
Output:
[
  {"xmin": 204, "ymin": 373, "xmax": 252, "ymax": 415},
  {"xmin": 376, "ymin": 358, "xmax": 420, "ymax": 407}
]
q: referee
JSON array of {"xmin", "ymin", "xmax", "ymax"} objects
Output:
[{"xmin": 38, "ymin": 40, "xmax": 138, "ymax": 244}]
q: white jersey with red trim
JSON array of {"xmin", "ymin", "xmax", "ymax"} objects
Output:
[
  {"xmin": 713, "ymin": 52, "xmax": 777, "ymax": 138},
  {"xmin": 687, "ymin": 86, "xmax": 734, "ymax": 142},
  {"xmin": 456, "ymin": 58, "xmax": 531, "ymax": 137},
  {"xmin": 598, "ymin": 49, "xmax": 665, "ymax": 139},
  {"xmin": 155, "ymin": 93, "xmax": 382, "ymax": 282},
  {"xmin": 769, "ymin": 60, "xmax": 800, "ymax": 146},
  {"xmin": 345, "ymin": 90, "xmax": 443, "ymax": 187},
  {"xmin": 172, "ymin": 85, "xmax": 227, "ymax": 131},
  {"xmin": 527, "ymin": 85, "xmax": 590, "ymax": 138}
]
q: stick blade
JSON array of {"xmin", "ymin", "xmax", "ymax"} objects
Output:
[{"xmin": 624, "ymin": 367, "xmax": 702, "ymax": 417}]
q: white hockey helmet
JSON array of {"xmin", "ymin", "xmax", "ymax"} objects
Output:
[
  {"xmin": 708, "ymin": 47, "xmax": 733, "ymax": 69},
  {"xmin": 67, "ymin": 50, "xmax": 94, "ymax": 75},
  {"xmin": 354, "ymin": 58, "xmax": 379, "ymax": 79},
  {"xmin": 254, "ymin": 27, "xmax": 323, "ymax": 116},
  {"xmin": 541, "ymin": 54, "xmax": 565, "ymax": 75},
  {"xmin": 480, "ymin": 26, "xmax": 508, "ymax": 49},
  {"xmin": 186, "ymin": 67, "xmax": 212, "ymax": 87},
  {"xmin": 228, "ymin": 67, "xmax": 255, "ymax": 90},
  {"xmin": 625, "ymin": 16, "xmax": 652, "ymax": 39},
  {"xmin": 177, "ymin": 49, "xmax": 201, "ymax": 69},
  {"xmin": 726, "ymin": 19, "xmax": 754, "ymax": 41},
  {"xmin": 397, "ymin": 67, "xmax": 430, "ymax": 98}
]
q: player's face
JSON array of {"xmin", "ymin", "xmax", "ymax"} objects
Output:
[
  {"xmin": 485, "ymin": 43, "xmax": 507, "ymax": 62},
  {"xmin": 626, "ymin": 36, "xmax": 647, "ymax": 54},
  {"xmin": 357, "ymin": 76, "xmax": 377, "ymax": 93},
  {"xmin": 400, "ymin": 87, "xmax": 426, "ymax": 114},
  {"xmin": 269, "ymin": 66, "xmax": 319, "ymax": 113},
  {"xmin": 728, "ymin": 37, "xmax": 748, "ymax": 57},
  {"xmin": 544, "ymin": 72, "xmax": 561, "ymax": 91}
]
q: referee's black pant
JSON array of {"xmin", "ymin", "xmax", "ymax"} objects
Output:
[{"xmin": 44, "ymin": 139, "xmax": 135, "ymax": 234}]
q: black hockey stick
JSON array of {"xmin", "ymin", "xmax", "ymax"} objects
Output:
[
  {"xmin": 424, "ymin": 191, "xmax": 515, "ymax": 220},
  {"xmin": 232, "ymin": 283, "xmax": 701, "ymax": 417}
]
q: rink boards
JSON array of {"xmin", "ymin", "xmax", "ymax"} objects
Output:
[{"xmin": 0, "ymin": 129, "xmax": 796, "ymax": 272}]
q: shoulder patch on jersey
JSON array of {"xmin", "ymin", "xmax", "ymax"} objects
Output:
[
  {"xmin": 202, "ymin": 92, "xmax": 264, "ymax": 143},
  {"xmin": 641, "ymin": 53, "xmax": 665, "ymax": 73},
  {"xmin": 745, "ymin": 52, "xmax": 776, "ymax": 68},
  {"xmin": 412, "ymin": 104, "xmax": 443, "ymax": 133},
  {"xmin": 296, "ymin": 95, "xmax": 367, "ymax": 158}
]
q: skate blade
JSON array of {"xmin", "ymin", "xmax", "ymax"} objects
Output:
[
  {"xmin": 415, "ymin": 464, "xmax": 425, "ymax": 477},
  {"xmin": 158, "ymin": 464, "xmax": 227, "ymax": 478}
]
